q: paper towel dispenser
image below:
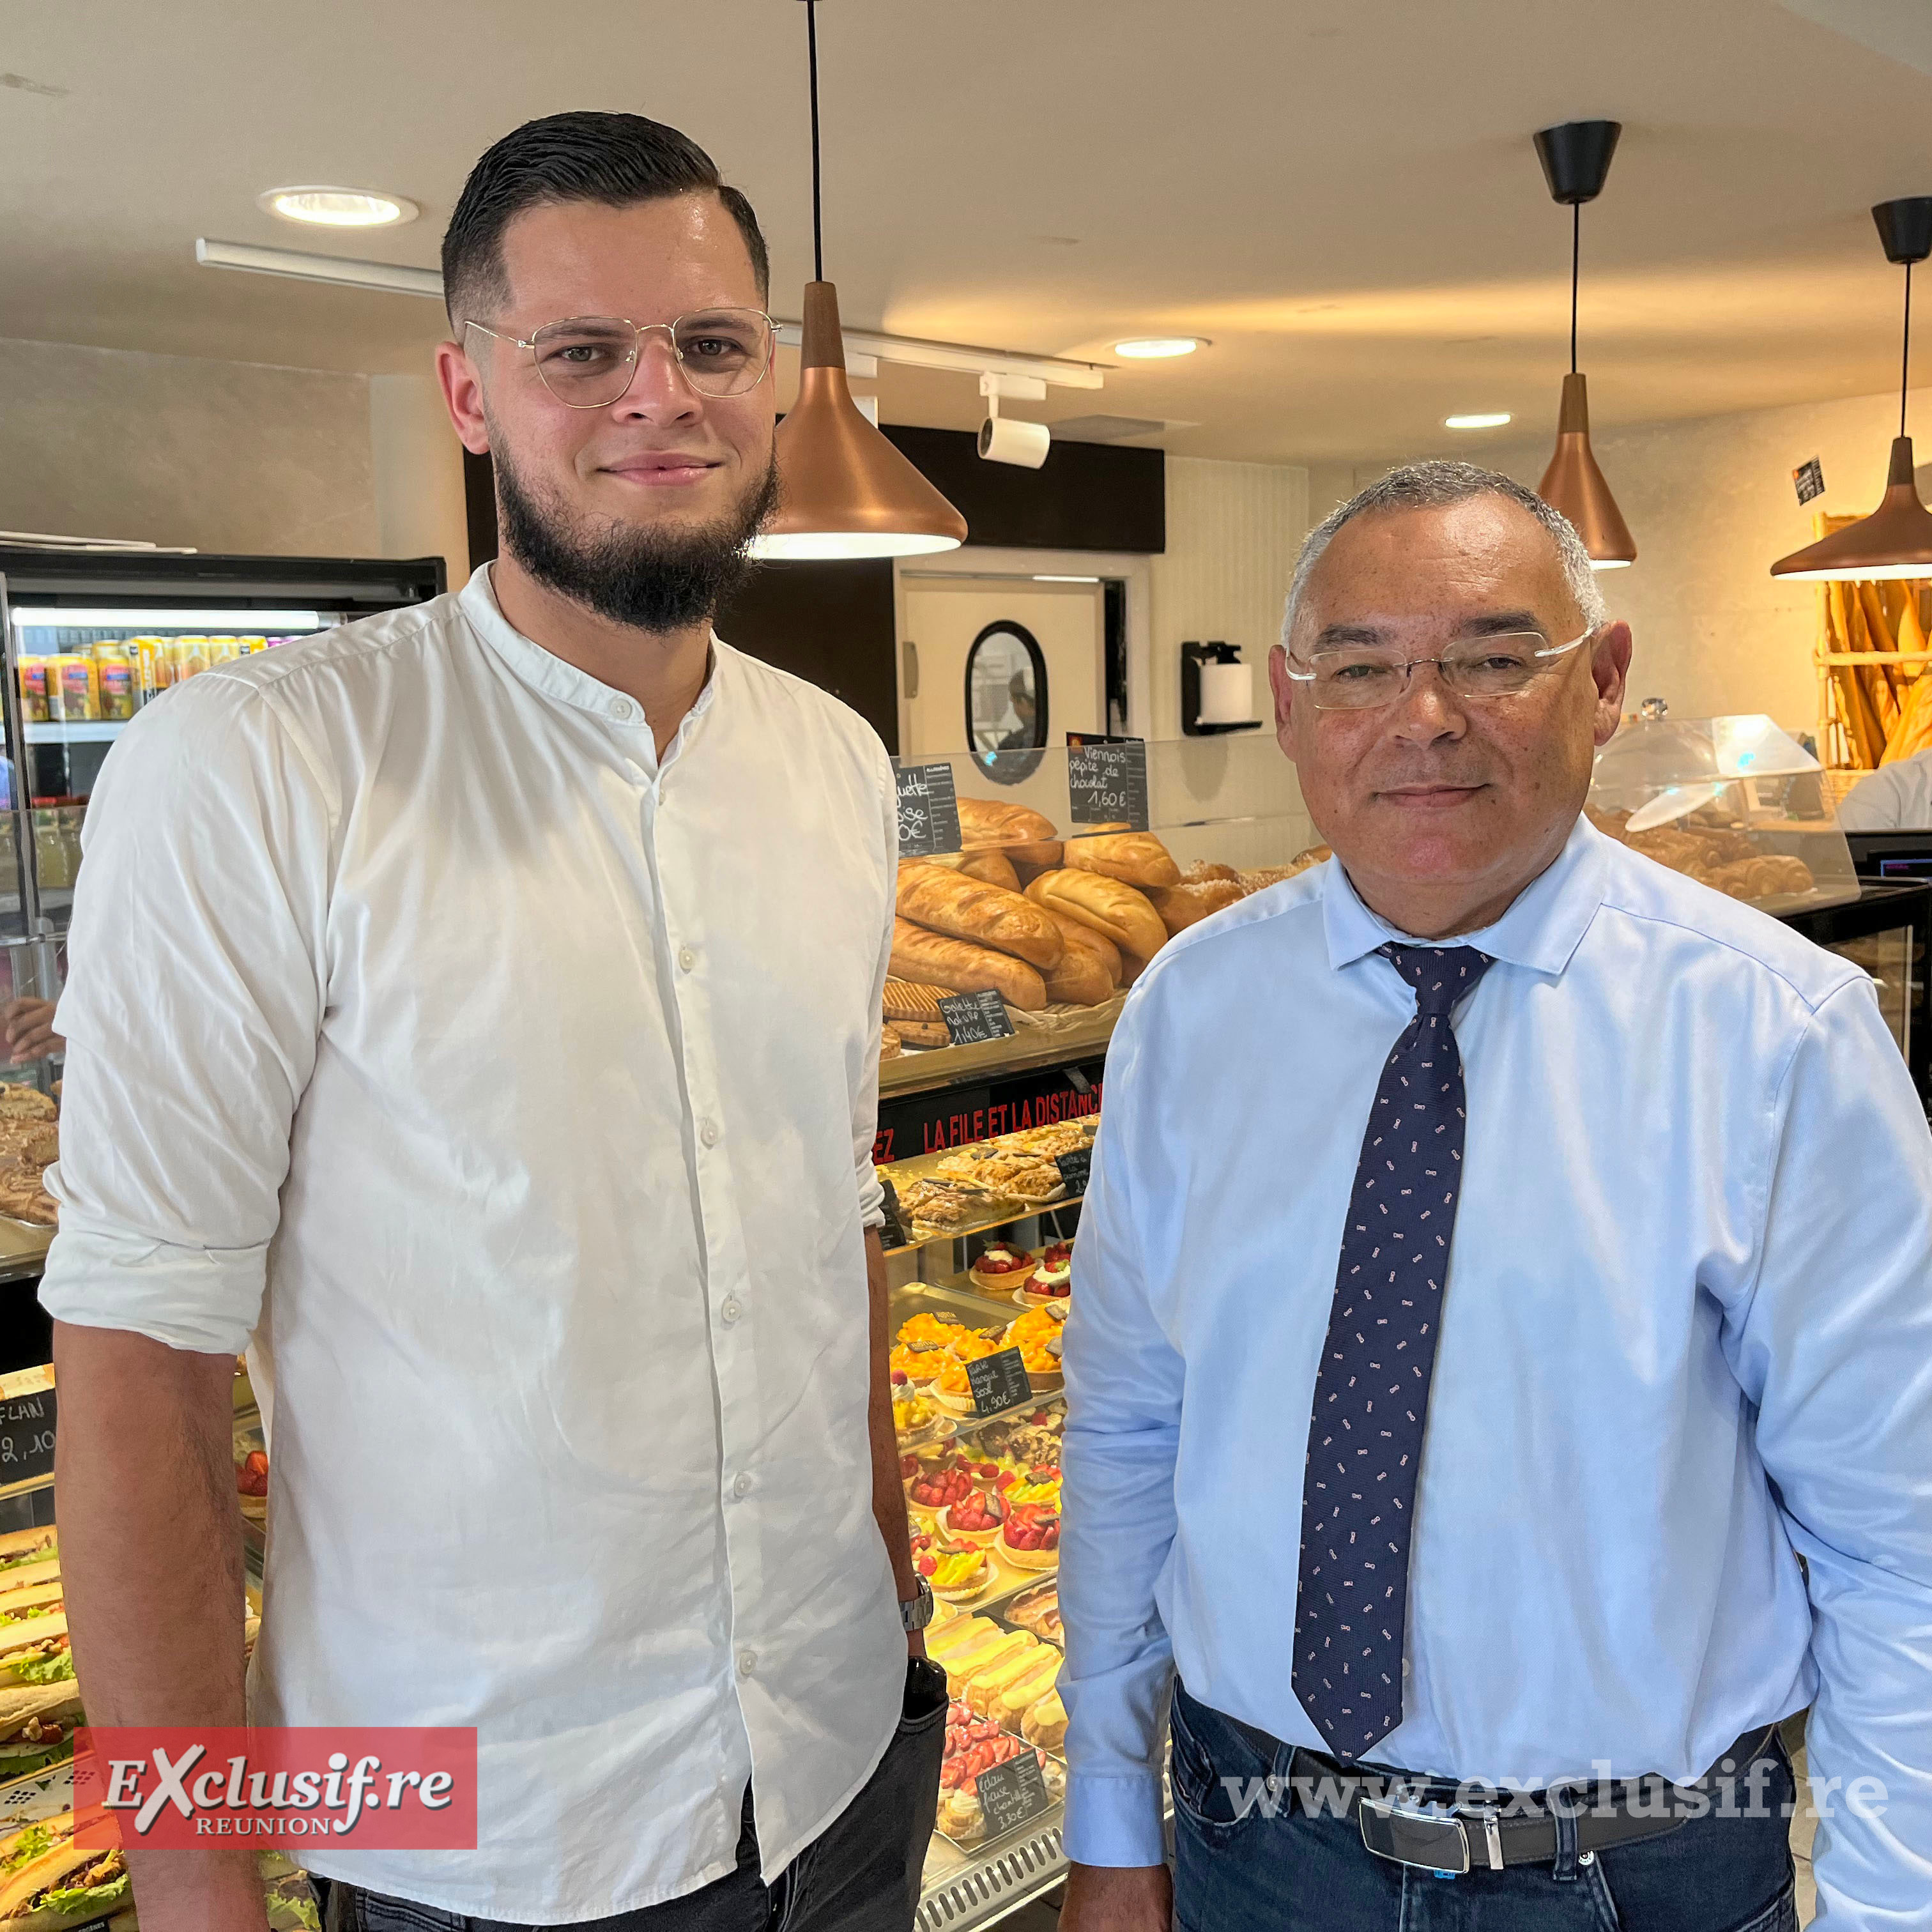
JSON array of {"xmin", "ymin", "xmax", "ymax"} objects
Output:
[{"xmin": 1181, "ymin": 641, "xmax": 1263, "ymax": 737}]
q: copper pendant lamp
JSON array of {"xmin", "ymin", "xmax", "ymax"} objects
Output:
[
  {"xmin": 1534, "ymin": 121, "xmax": 1637, "ymax": 569},
  {"xmin": 752, "ymin": 0, "xmax": 967, "ymax": 560},
  {"xmin": 1770, "ymin": 198, "xmax": 1932, "ymax": 581}
]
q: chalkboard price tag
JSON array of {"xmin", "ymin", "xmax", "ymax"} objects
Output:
[
  {"xmin": 0, "ymin": 1390, "xmax": 56, "ymax": 1487},
  {"xmin": 976, "ymin": 1752, "xmax": 1053, "ymax": 1837},
  {"xmin": 878, "ymin": 1177, "xmax": 908, "ymax": 1251},
  {"xmin": 965, "ymin": 1346, "xmax": 1032, "ymax": 1418},
  {"xmin": 1793, "ymin": 457, "xmax": 1825, "ymax": 507},
  {"xmin": 939, "ymin": 988, "xmax": 1015, "ymax": 1046},
  {"xmin": 1055, "ymin": 1145, "xmax": 1092, "ymax": 1197},
  {"xmin": 895, "ymin": 762, "xmax": 963, "ymax": 859},
  {"xmin": 1066, "ymin": 734, "xmax": 1150, "ymax": 832}
]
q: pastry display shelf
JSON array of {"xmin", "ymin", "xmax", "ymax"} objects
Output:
[
  {"xmin": 880, "ymin": 1006, "xmax": 1118, "ymax": 1100},
  {"xmin": 882, "ymin": 1143, "xmax": 1086, "ymax": 1261},
  {"xmin": 0, "ymin": 1222, "xmax": 50, "ymax": 1286}
]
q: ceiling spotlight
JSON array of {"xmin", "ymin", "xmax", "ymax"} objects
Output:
[
  {"xmin": 1445, "ymin": 411, "xmax": 1513, "ymax": 431},
  {"xmin": 259, "ymin": 187, "xmax": 418, "ymax": 229},
  {"xmin": 1113, "ymin": 337, "xmax": 1206, "ymax": 359}
]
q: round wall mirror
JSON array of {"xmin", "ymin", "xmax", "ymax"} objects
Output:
[{"xmin": 965, "ymin": 621, "xmax": 1050, "ymax": 783}]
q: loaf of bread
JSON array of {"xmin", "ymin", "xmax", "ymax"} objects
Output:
[
  {"xmin": 1064, "ymin": 831, "xmax": 1181, "ymax": 889},
  {"xmin": 957, "ymin": 797, "xmax": 1062, "ymax": 873},
  {"xmin": 1039, "ymin": 908, "xmax": 1121, "ymax": 1006},
  {"xmin": 1024, "ymin": 870, "xmax": 1167, "ymax": 961},
  {"xmin": 1149, "ymin": 878, "xmax": 1245, "ymax": 936},
  {"xmin": 891, "ymin": 918, "xmax": 1048, "ymax": 1011},
  {"xmin": 897, "ymin": 862, "xmax": 1064, "ymax": 970},
  {"xmin": 883, "ymin": 977, "xmax": 949, "ymax": 1023},
  {"xmin": 928, "ymin": 848, "xmax": 1022, "ymax": 892},
  {"xmin": 1181, "ymin": 859, "xmax": 1240, "ymax": 884}
]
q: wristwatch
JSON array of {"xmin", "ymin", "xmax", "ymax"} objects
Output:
[{"xmin": 900, "ymin": 1575, "xmax": 935, "ymax": 1633}]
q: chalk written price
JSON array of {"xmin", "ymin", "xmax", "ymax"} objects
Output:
[
  {"xmin": 894, "ymin": 761, "xmax": 963, "ymax": 860},
  {"xmin": 1066, "ymin": 735, "xmax": 1150, "ymax": 832}
]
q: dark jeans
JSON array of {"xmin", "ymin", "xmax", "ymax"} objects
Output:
[
  {"xmin": 1169, "ymin": 1682, "xmax": 1799, "ymax": 1931},
  {"xmin": 328, "ymin": 1659, "xmax": 947, "ymax": 1932}
]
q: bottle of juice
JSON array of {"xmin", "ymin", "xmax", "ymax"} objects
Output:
[
  {"xmin": 15, "ymin": 660, "xmax": 47, "ymax": 724},
  {"xmin": 96, "ymin": 648, "xmax": 136, "ymax": 721},
  {"xmin": 54, "ymin": 654, "xmax": 100, "ymax": 721},
  {"xmin": 180, "ymin": 637, "xmax": 209, "ymax": 681}
]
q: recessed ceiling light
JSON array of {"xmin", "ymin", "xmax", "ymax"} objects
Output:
[
  {"xmin": 259, "ymin": 186, "xmax": 418, "ymax": 229},
  {"xmin": 1444, "ymin": 411, "xmax": 1513, "ymax": 430},
  {"xmin": 1114, "ymin": 337, "xmax": 1206, "ymax": 360}
]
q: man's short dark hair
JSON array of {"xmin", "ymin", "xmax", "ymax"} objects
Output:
[{"xmin": 442, "ymin": 111, "xmax": 770, "ymax": 327}]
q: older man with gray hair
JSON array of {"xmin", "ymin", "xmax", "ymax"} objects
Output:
[{"xmin": 1056, "ymin": 462, "xmax": 1932, "ymax": 1931}]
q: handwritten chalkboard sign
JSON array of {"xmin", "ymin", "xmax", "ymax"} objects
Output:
[
  {"xmin": 0, "ymin": 1390, "xmax": 56, "ymax": 1487},
  {"xmin": 1066, "ymin": 734, "xmax": 1149, "ymax": 832},
  {"xmin": 965, "ymin": 1346, "xmax": 1032, "ymax": 1418},
  {"xmin": 879, "ymin": 1178, "xmax": 908, "ymax": 1251},
  {"xmin": 977, "ymin": 1752, "xmax": 1053, "ymax": 1836},
  {"xmin": 894, "ymin": 762, "xmax": 963, "ymax": 859},
  {"xmin": 939, "ymin": 988, "xmax": 1015, "ymax": 1047},
  {"xmin": 1055, "ymin": 1146, "xmax": 1092, "ymax": 1197}
]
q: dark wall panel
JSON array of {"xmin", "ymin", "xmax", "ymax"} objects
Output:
[
  {"xmin": 882, "ymin": 427, "xmax": 1165, "ymax": 554},
  {"xmin": 716, "ymin": 560, "xmax": 899, "ymax": 753}
]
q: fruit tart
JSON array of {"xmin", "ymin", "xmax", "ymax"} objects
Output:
[
  {"xmin": 891, "ymin": 1383, "xmax": 945, "ymax": 1444},
  {"xmin": 889, "ymin": 1338, "xmax": 951, "ymax": 1386},
  {"xmin": 1000, "ymin": 1501, "xmax": 1061, "ymax": 1571},
  {"xmin": 936, "ymin": 1487, "xmax": 1006, "ymax": 1546},
  {"xmin": 925, "ymin": 1540, "xmax": 993, "ymax": 1605},
  {"xmin": 968, "ymin": 1244, "xmax": 1034, "ymax": 1296},
  {"xmin": 1013, "ymin": 1258, "xmax": 1072, "ymax": 1308},
  {"xmin": 905, "ymin": 1453, "xmax": 982, "ymax": 1522},
  {"xmin": 931, "ymin": 1331, "xmax": 1007, "ymax": 1414},
  {"xmin": 898, "ymin": 1311, "xmax": 970, "ymax": 1348}
]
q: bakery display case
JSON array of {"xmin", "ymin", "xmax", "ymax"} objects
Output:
[
  {"xmin": 877, "ymin": 1114, "xmax": 1096, "ymax": 1929},
  {"xmin": 1586, "ymin": 713, "xmax": 1859, "ymax": 912}
]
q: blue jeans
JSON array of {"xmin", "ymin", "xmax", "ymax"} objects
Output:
[{"xmin": 1169, "ymin": 1683, "xmax": 1798, "ymax": 1931}]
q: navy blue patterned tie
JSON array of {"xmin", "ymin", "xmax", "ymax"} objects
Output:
[{"xmin": 1292, "ymin": 943, "xmax": 1493, "ymax": 1760}]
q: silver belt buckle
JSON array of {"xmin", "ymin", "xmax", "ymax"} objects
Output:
[{"xmin": 1358, "ymin": 1795, "xmax": 1471, "ymax": 1877}]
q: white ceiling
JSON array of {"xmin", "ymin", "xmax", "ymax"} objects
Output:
[{"xmin": 3, "ymin": 0, "xmax": 1931, "ymax": 464}]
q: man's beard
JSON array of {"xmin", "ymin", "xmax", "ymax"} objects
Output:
[{"xmin": 493, "ymin": 440, "xmax": 779, "ymax": 635}]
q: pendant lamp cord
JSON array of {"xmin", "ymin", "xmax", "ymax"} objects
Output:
[
  {"xmin": 806, "ymin": 0, "xmax": 824, "ymax": 284},
  {"xmin": 1903, "ymin": 259, "xmax": 1913, "ymax": 440},
  {"xmin": 1570, "ymin": 201, "xmax": 1580, "ymax": 376}
]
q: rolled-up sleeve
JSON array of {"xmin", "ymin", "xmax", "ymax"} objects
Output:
[
  {"xmin": 1725, "ymin": 977, "xmax": 1932, "ymax": 1927},
  {"xmin": 39, "ymin": 675, "xmax": 335, "ymax": 1356},
  {"xmin": 1059, "ymin": 992, "xmax": 1185, "ymax": 1866}
]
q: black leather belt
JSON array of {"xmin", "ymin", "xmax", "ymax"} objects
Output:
[{"xmin": 1211, "ymin": 1707, "xmax": 1779, "ymax": 1877}]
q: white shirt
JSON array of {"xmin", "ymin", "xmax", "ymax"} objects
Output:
[
  {"xmin": 40, "ymin": 567, "xmax": 905, "ymax": 1922},
  {"xmin": 1061, "ymin": 820, "xmax": 1932, "ymax": 1928},
  {"xmin": 1838, "ymin": 749, "xmax": 1932, "ymax": 829}
]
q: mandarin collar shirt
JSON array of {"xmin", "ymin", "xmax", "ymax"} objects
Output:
[
  {"xmin": 1059, "ymin": 819, "xmax": 1932, "ymax": 1928},
  {"xmin": 40, "ymin": 566, "xmax": 905, "ymax": 1920}
]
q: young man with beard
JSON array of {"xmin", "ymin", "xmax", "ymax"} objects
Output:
[{"xmin": 42, "ymin": 113, "xmax": 943, "ymax": 1932}]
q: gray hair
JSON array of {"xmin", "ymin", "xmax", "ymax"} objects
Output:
[{"xmin": 1282, "ymin": 460, "xmax": 1609, "ymax": 652}]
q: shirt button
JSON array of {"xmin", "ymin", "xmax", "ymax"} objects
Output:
[
  {"xmin": 678, "ymin": 947, "xmax": 696, "ymax": 972},
  {"xmin": 721, "ymin": 1298, "xmax": 742, "ymax": 1325},
  {"xmin": 732, "ymin": 1471, "xmax": 753, "ymax": 1499},
  {"xmin": 700, "ymin": 1119, "xmax": 719, "ymax": 1147},
  {"xmin": 608, "ymin": 697, "xmax": 634, "ymax": 720},
  {"xmin": 738, "ymin": 1649, "xmax": 757, "ymax": 1677}
]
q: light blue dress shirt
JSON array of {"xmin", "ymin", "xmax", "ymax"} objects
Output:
[{"xmin": 1060, "ymin": 817, "xmax": 1932, "ymax": 1925}]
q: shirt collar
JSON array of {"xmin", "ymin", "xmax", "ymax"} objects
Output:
[
  {"xmin": 457, "ymin": 562, "xmax": 726, "ymax": 737},
  {"xmin": 1321, "ymin": 812, "xmax": 1608, "ymax": 977}
]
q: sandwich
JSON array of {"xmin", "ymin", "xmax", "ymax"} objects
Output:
[
  {"xmin": 0, "ymin": 1536, "xmax": 55, "ymax": 1581},
  {"xmin": 0, "ymin": 1833, "xmax": 128, "ymax": 1929},
  {"xmin": 0, "ymin": 1613, "xmax": 68, "ymax": 1690},
  {"xmin": 0, "ymin": 1687, "xmax": 83, "ymax": 1792}
]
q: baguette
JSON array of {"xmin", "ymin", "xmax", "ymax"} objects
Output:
[
  {"xmin": 896, "ymin": 862, "xmax": 1064, "ymax": 970},
  {"xmin": 891, "ymin": 919, "xmax": 1048, "ymax": 1011},
  {"xmin": 1023, "ymin": 870, "xmax": 1167, "ymax": 961},
  {"xmin": 957, "ymin": 797, "xmax": 1062, "ymax": 873},
  {"xmin": 1149, "ymin": 878, "xmax": 1245, "ymax": 936},
  {"xmin": 1039, "ymin": 909, "xmax": 1120, "ymax": 1006},
  {"xmin": 1064, "ymin": 831, "xmax": 1181, "ymax": 889},
  {"xmin": 927, "ymin": 848, "xmax": 1023, "ymax": 892}
]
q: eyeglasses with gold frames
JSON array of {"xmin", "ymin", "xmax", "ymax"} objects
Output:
[
  {"xmin": 464, "ymin": 309, "xmax": 777, "ymax": 408},
  {"xmin": 1284, "ymin": 627, "xmax": 1594, "ymax": 710}
]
